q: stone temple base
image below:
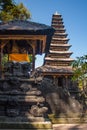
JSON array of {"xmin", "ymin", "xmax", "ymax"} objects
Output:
[{"xmin": 0, "ymin": 77, "xmax": 51, "ymax": 129}]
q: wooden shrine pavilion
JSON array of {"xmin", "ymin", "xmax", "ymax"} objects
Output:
[
  {"xmin": 0, "ymin": 19, "xmax": 54, "ymax": 124},
  {"xmin": 0, "ymin": 20, "xmax": 54, "ymax": 77}
]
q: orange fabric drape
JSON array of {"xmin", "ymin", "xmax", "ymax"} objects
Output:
[{"xmin": 9, "ymin": 54, "xmax": 30, "ymax": 62}]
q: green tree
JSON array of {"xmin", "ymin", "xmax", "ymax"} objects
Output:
[
  {"xmin": 0, "ymin": 0, "xmax": 31, "ymax": 22},
  {"xmin": 16, "ymin": 3, "xmax": 31, "ymax": 20},
  {"xmin": 0, "ymin": 0, "xmax": 15, "ymax": 10},
  {"xmin": 72, "ymin": 55, "xmax": 87, "ymax": 94}
]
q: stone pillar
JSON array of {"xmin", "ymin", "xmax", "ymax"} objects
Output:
[
  {"xmin": 32, "ymin": 41, "xmax": 36, "ymax": 71},
  {"xmin": 53, "ymin": 75, "xmax": 58, "ymax": 87},
  {"xmin": 65, "ymin": 75, "xmax": 68, "ymax": 88},
  {"xmin": 62, "ymin": 76, "xmax": 65, "ymax": 88},
  {"xmin": 68, "ymin": 76, "xmax": 71, "ymax": 88}
]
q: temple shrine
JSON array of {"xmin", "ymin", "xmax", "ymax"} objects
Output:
[
  {"xmin": 0, "ymin": 20, "xmax": 54, "ymax": 127},
  {"xmin": 37, "ymin": 12, "xmax": 74, "ymax": 88},
  {"xmin": 0, "ymin": 12, "xmax": 84, "ymax": 129}
]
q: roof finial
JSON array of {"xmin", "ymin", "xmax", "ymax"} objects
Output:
[{"xmin": 54, "ymin": 11, "xmax": 60, "ymax": 15}]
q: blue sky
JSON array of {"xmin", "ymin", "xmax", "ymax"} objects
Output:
[{"xmin": 15, "ymin": 0, "xmax": 87, "ymax": 67}]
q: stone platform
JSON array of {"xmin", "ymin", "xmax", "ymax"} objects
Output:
[
  {"xmin": 48, "ymin": 114, "xmax": 87, "ymax": 124},
  {"xmin": 0, "ymin": 121, "xmax": 52, "ymax": 129},
  {"xmin": 53, "ymin": 124, "xmax": 87, "ymax": 130}
]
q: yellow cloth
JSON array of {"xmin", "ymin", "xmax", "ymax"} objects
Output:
[{"xmin": 9, "ymin": 54, "xmax": 30, "ymax": 62}]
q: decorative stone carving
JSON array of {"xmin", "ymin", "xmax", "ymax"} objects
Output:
[
  {"xmin": 2, "ymin": 82, "xmax": 10, "ymax": 91},
  {"xmin": 20, "ymin": 83, "xmax": 32, "ymax": 92},
  {"xmin": 5, "ymin": 98, "xmax": 20, "ymax": 117},
  {"xmin": 6, "ymin": 107, "xmax": 20, "ymax": 117},
  {"xmin": 30, "ymin": 105, "xmax": 48, "ymax": 117},
  {"xmin": 4, "ymin": 61, "xmax": 31, "ymax": 78},
  {"xmin": 0, "ymin": 70, "xmax": 48, "ymax": 120}
]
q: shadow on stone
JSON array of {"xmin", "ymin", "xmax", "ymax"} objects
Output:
[{"xmin": 40, "ymin": 78, "xmax": 84, "ymax": 120}]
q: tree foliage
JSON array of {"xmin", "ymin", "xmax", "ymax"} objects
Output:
[
  {"xmin": 0, "ymin": 0, "xmax": 15, "ymax": 10},
  {"xmin": 72, "ymin": 55, "xmax": 87, "ymax": 95},
  {"xmin": 0, "ymin": 0, "xmax": 31, "ymax": 22}
]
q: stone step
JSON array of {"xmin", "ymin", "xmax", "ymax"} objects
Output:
[
  {"xmin": 0, "ymin": 95, "xmax": 45, "ymax": 102},
  {"xmin": 49, "ymin": 117, "xmax": 87, "ymax": 124},
  {"xmin": 53, "ymin": 124, "xmax": 87, "ymax": 130},
  {"xmin": 0, "ymin": 121, "xmax": 52, "ymax": 129},
  {"xmin": 0, "ymin": 90, "xmax": 41, "ymax": 95},
  {"xmin": 0, "ymin": 115, "xmax": 45, "ymax": 122},
  {"xmin": 0, "ymin": 129, "xmax": 52, "ymax": 130}
]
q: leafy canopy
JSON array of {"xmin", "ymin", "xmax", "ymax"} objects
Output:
[
  {"xmin": 72, "ymin": 55, "xmax": 87, "ymax": 92},
  {"xmin": 0, "ymin": 0, "xmax": 31, "ymax": 22}
]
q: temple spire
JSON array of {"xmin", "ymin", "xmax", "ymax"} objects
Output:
[
  {"xmin": 44, "ymin": 12, "xmax": 74, "ymax": 68},
  {"xmin": 36, "ymin": 13, "xmax": 74, "ymax": 90}
]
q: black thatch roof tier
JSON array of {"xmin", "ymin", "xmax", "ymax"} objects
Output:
[
  {"xmin": 0, "ymin": 20, "xmax": 54, "ymax": 35},
  {"xmin": 0, "ymin": 20, "xmax": 55, "ymax": 53}
]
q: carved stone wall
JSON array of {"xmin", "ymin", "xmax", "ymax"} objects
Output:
[
  {"xmin": 40, "ymin": 78, "xmax": 83, "ymax": 118},
  {"xmin": 0, "ymin": 78, "xmax": 48, "ymax": 122}
]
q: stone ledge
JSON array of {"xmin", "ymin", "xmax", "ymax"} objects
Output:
[
  {"xmin": 53, "ymin": 124, "xmax": 87, "ymax": 130},
  {"xmin": 0, "ymin": 121, "xmax": 52, "ymax": 129},
  {"xmin": 0, "ymin": 116, "xmax": 45, "ymax": 122},
  {"xmin": 49, "ymin": 117, "xmax": 87, "ymax": 124}
]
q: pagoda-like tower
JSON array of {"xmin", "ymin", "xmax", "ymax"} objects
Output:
[
  {"xmin": 44, "ymin": 12, "xmax": 73, "ymax": 68},
  {"xmin": 37, "ymin": 12, "xmax": 74, "ymax": 88}
]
